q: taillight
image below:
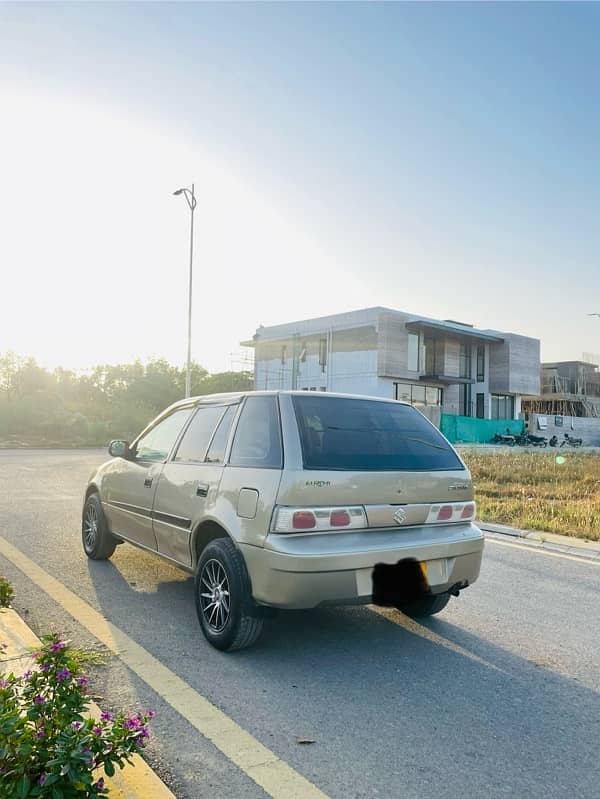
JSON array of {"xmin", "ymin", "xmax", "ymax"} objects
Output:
[
  {"xmin": 273, "ymin": 506, "xmax": 367, "ymax": 534},
  {"xmin": 330, "ymin": 510, "xmax": 351, "ymax": 527},
  {"xmin": 292, "ymin": 511, "xmax": 316, "ymax": 530},
  {"xmin": 436, "ymin": 505, "xmax": 453, "ymax": 521},
  {"xmin": 426, "ymin": 502, "xmax": 476, "ymax": 524}
]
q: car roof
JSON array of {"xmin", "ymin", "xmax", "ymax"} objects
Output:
[{"xmin": 168, "ymin": 390, "xmax": 411, "ymax": 411}]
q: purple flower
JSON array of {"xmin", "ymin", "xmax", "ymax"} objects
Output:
[
  {"xmin": 103, "ymin": 742, "xmax": 113, "ymax": 753},
  {"xmin": 55, "ymin": 668, "xmax": 71, "ymax": 681},
  {"xmin": 40, "ymin": 662, "xmax": 50, "ymax": 672},
  {"xmin": 33, "ymin": 695, "xmax": 45, "ymax": 705},
  {"xmin": 22, "ymin": 670, "xmax": 32, "ymax": 679},
  {"xmin": 31, "ymin": 651, "xmax": 40, "ymax": 658},
  {"xmin": 0, "ymin": 679, "xmax": 8, "ymax": 689},
  {"xmin": 94, "ymin": 778, "xmax": 105, "ymax": 790},
  {"xmin": 71, "ymin": 721, "xmax": 83, "ymax": 730},
  {"xmin": 39, "ymin": 774, "xmax": 46, "ymax": 786},
  {"xmin": 35, "ymin": 730, "xmax": 44, "ymax": 740},
  {"xmin": 146, "ymin": 708, "xmax": 156, "ymax": 718},
  {"xmin": 49, "ymin": 639, "xmax": 66, "ymax": 652},
  {"xmin": 93, "ymin": 726, "xmax": 103, "ymax": 735},
  {"xmin": 77, "ymin": 676, "xmax": 88, "ymax": 686},
  {"xmin": 100, "ymin": 710, "xmax": 112, "ymax": 722}
]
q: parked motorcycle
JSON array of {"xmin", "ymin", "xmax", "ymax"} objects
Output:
[
  {"xmin": 491, "ymin": 431, "xmax": 516, "ymax": 446},
  {"xmin": 560, "ymin": 433, "xmax": 583, "ymax": 448},
  {"xmin": 526, "ymin": 433, "xmax": 548, "ymax": 447}
]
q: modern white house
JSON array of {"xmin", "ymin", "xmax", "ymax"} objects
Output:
[{"xmin": 242, "ymin": 307, "xmax": 540, "ymax": 422}]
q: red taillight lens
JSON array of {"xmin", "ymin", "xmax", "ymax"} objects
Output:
[
  {"xmin": 330, "ymin": 510, "xmax": 351, "ymax": 527},
  {"xmin": 461, "ymin": 503, "xmax": 475, "ymax": 519},
  {"xmin": 436, "ymin": 505, "xmax": 453, "ymax": 521},
  {"xmin": 292, "ymin": 511, "xmax": 317, "ymax": 529}
]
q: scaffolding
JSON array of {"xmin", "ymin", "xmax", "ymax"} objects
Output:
[{"xmin": 522, "ymin": 361, "xmax": 600, "ymax": 418}]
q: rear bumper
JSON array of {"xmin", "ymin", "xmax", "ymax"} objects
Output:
[{"xmin": 240, "ymin": 523, "xmax": 484, "ymax": 609}]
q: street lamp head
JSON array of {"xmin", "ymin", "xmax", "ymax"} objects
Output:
[{"xmin": 173, "ymin": 188, "xmax": 184, "ymax": 196}]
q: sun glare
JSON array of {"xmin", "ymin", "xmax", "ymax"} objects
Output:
[{"xmin": 0, "ymin": 86, "xmax": 366, "ymax": 374}]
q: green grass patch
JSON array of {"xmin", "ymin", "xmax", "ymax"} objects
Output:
[{"xmin": 460, "ymin": 449, "xmax": 600, "ymax": 541}]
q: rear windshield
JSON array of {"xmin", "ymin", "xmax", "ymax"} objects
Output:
[{"xmin": 292, "ymin": 395, "xmax": 462, "ymax": 471}]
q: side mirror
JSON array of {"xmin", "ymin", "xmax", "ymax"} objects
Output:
[{"xmin": 108, "ymin": 440, "xmax": 130, "ymax": 458}]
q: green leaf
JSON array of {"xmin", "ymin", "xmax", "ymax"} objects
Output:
[{"xmin": 17, "ymin": 775, "xmax": 31, "ymax": 799}]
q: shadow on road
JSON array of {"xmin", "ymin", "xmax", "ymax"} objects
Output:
[{"xmin": 85, "ymin": 546, "xmax": 600, "ymax": 799}]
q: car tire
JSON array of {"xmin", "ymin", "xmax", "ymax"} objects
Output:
[
  {"xmin": 194, "ymin": 538, "xmax": 264, "ymax": 652},
  {"xmin": 82, "ymin": 493, "xmax": 117, "ymax": 560},
  {"xmin": 401, "ymin": 592, "xmax": 451, "ymax": 618}
]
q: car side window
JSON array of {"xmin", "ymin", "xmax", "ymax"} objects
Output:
[
  {"xmin": 134, "ymin": 408, "xmax": 193, "ymax": 462},
  {"xmin": 229, "ymin": 396, "xmax": 282, "ymax": 469},
  {"xmin": 205, "ymin": 405, "xmax": 237, "ymax": 463},
  {"xmin": 173, "ymin": 406, "xmax": 227, "ymax": 463}
]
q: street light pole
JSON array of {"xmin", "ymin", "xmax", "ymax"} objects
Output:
[{"xmin": 173, "ymin": 184, "xmax": 197, "ymax": 398}]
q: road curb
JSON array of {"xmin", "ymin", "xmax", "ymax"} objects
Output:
[
  {"xmin": 478, "ymin": 522, "xmax": 600, "ymax": 560},
  {"xmin": 0, "ymin": 607, "xmax": 176, "ymax": 799}
]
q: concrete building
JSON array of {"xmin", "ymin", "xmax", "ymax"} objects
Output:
[
  {"xmin": 242, "ymin": 307, "xmax": 540, "ymax": 421},
  {"xmin": 523, "ymin": 361, "xmax": 600, "ymax": 418}
]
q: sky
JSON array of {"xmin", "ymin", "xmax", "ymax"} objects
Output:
[{"xmin": 1, "ymin": 1, "xmax": 600, "ymax": 374}]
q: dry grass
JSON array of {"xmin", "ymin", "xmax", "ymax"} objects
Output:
[{"xmin": 460, "ymin": 449, "xmax": 600, "ymax": 541}]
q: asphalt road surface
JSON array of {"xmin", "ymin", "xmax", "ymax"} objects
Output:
[{"xmin": 0, "ymin": 450, "xmax": 598, "ymax": 799}]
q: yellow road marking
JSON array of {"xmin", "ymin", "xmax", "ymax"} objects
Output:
[
  {"xmin": 486, "ymin": 536, "xmax": 600, "ymax": 566},
  {"xmin": 369, "ymin": 605, "xmax": 504, "ymax": 672},
  {"xmin": 0, "ymin": 536, "xmax": 330, "ymax": 799}
]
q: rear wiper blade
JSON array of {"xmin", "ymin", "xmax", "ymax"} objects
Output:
[
  {"xmin": 403, "ymin": 437, "xmax": 448, "ymax": 451},
  {"xmin": 325, "ymin": 426, "xmax": 448, "ymax": 450}
]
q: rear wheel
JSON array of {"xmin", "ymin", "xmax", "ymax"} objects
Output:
[
  {"xmin": 401, "ymin": 592, "xmax": 451, "ymax": 618},
  {"xmin": 82, "ymin": 494, "xmax": 117, "ymax": 560},
  {"xmin": 194, "ymin": 538, "xmax": 264, "ymax": 651}
]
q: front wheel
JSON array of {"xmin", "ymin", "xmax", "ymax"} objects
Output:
[
  {"xmin": 82, "ymin": 494, "xmax": 117, "ymax": 560},
  {"xmin": 401, "ymin": 592, "xmax": 451, "ymax": 618},
  {"xmin": 194, "ymin": 538, "xmax": 264, "ymax": 651}
]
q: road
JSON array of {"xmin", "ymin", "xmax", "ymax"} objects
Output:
[{"xmin": 0, "ymin": 450, "xmax": 598, "ymax": 799}]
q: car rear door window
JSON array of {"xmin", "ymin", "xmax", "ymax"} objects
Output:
[
  {"xmin": 229, "ymin": 396, "xmax": 282, "ymax": 468},
  {"xmin": 292, "ymin": 395, "xmax": 462, "ymax": 471},
  {"xmin": 205, "ymin": 405, "xmax": 237, "ymax": 463},
  {"xmin": 173, "ymin": 405, "xmax": 227, "ymax": 463}
]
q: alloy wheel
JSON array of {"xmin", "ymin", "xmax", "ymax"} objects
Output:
[
  {"xmin": 199, "ymin": 559, "xmax": 231, "ymax": 632},
  {"xmin": 83, "ymin": 503, "xmax": 98, "ymax": 550}
]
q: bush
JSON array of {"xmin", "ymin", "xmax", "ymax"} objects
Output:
[
  {"xmin": 0, "ymin": 632, "xmax": 154, "ymax": 797},
  {"xmin": 0, "ymin": 576, "xmax": 13, "ymax": 608}
]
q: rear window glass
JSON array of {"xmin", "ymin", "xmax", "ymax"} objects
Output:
[
  {"xmin": 229, "ymin": 395, "xmax": 283, "ymax": 469},
  {"xmin": 292, "ymin": 396, "xmax": 462, "ymax": 471}
]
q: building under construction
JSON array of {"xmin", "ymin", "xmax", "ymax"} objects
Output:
[{"xmin": 522, "ymin": 361, "xmax": 600, "ymax": 418}]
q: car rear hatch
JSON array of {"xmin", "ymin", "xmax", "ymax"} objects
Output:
[{"xmin": 273, "ymin": 394, "xmax": 474, "ymax": 534}]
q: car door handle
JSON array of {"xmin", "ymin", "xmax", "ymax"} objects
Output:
[
  {"xmin": 144, "ymin": 476, "xmax": 153, "ymax": 487},
  {"xmin": 196, "ymin": 482, "xmax": 209, "ymax": 497}
]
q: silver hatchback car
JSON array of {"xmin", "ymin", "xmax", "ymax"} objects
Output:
[{"xmin": 82, "ymin": 391, "xmax": 483, "ymax": 650}]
